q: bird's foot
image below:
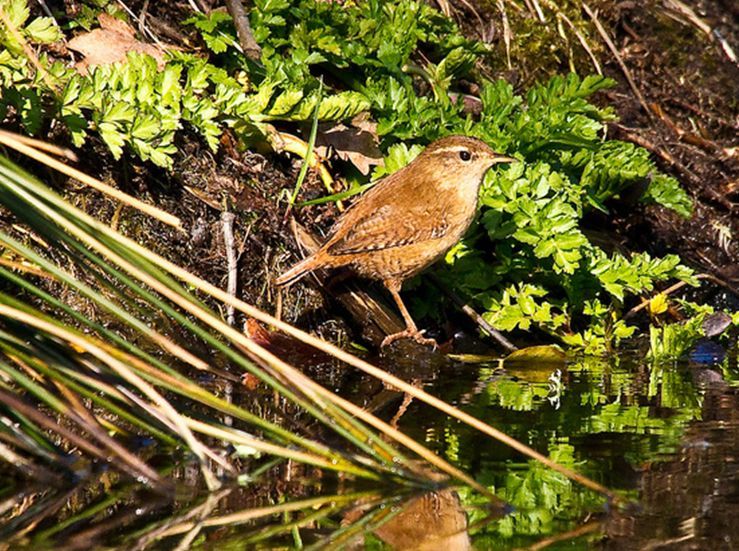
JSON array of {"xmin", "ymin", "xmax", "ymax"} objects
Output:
[{"xmin": 381, "ymin": 329, "xmax": 438, "ymax": 349}]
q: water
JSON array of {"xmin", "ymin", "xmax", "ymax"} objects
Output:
[{"xmin": 2, "ymin": 348, "xmax": 738, "ymax": 549}]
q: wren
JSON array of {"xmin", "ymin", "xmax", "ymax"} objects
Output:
[{"xmin": 276, "ymin": 135, "xmax": 515, "ymax": 347}]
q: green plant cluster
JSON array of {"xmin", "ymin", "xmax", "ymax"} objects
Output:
[
  {"xmin": 0, "ymin": 0, "xmax": 703, "ymax": 351},
  {"xmin": 1, "ymin": 0, "xmax": 369, "ymax": 168}
]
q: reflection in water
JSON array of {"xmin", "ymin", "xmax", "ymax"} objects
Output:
[
  {"xmin": 605, "ymin": 377, "xmax": 739, "ymax": 549},
  {"xmin": 345, "ymin": 489, "xmax": 473, "ymax": 550}
]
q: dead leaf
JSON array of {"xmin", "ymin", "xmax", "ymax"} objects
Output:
[
  {"xmin": 315, "ymin": 117, "xmax": 383, "ymax": 175},
  {"xmin": 244, "ymin": 318, "xmax": 334, "ymax": 367},
  {"xmin": 68, "ymin": 13, "xmax": 167, "ymax": 74}
]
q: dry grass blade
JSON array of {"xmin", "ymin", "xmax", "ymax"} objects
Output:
[
  {"xmin": 0, "ymin": 130, "xmax": 182, "ymax": 228},
  {"xmin": 582, "ymin": 2, "xmax": 651, "ymax": 119},
  {"xmin": 0, "ymin": 305, "xmax": 221, "ymax": 490},
  {"xmin": 184, "ymin": 418, "xmax": 356, "ymax": 472},
  {"xmin": 154, "ymin": 492, "xmax": 376, "ymax": 538},
  {"xmin": 496, "ymin": 0, "xmax": 513, "ymax": 70},
  {"xmin": 0, "ymin": 131, "xmax": 77, "ymax": 161}
]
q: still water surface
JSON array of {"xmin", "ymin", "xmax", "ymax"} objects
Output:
[{"xmin": 3, "ymin": 347, "xmax": 738, "ymax": 549}]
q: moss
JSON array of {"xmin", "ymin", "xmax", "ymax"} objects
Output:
[{"xmin": 479, "ymin": 0, "xmax": 606, "ymax": 85}]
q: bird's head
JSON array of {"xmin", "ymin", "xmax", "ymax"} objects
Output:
[{"xmin": 418, "ymin": 135, "xmax": 516, "ymax": 190}]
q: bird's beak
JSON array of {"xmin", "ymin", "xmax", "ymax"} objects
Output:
[{"xmin": 491, "ymin": 154, "xmax": 517, "ymax": 165}]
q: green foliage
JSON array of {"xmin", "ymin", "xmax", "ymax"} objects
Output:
[
  {"xmin": 184, "ymin": 11, "xmax": 237, "ymax": 54},
  {"xmin": 0, "ymin": 0, "xmax": 703, "ymax": 350},
  {"xmin": 642, "ymin": 173, "xmax": 693, "ymax": 218},
  {"xmin": 0, "ymin": 0, "xmax": 61, "ymax": 53}
]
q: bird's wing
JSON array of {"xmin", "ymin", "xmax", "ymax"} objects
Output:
[{"xmin": 325, "ymin": 176, "xmax": 452, "ymax": 256}]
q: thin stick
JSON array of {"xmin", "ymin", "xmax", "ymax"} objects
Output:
[
  {"xmin": 0, "ymin": 131, "xmax": 182, "ymax": 228},
  {"xmin": 220, "ymin": 210, "xmax": 237, "ymax": 429},
  {"xmin": 582, "ymin": 2, "xmax": 652, "ymax": 120},
  {"xmin": 522, "ymin": 520, "xmax": 602, "ymax": 551},
  {"xmin": 430, "ymin": 274, "xmax": 518, "ymax": 352},
  {"xmin": 623, "ymin": 280, "xmax": 690, "ymax": 320},
  {"xmin": 497, "ymin": 1, "xmax": 513, "ymax": 70},
  {"xmin": 138, "ymin": 0, "xmax": 151, "ymax": 38},
  {"xmin": 529, "ymin": 0, "xmax": 545, "ymax": 21},
  {"xmin": 624, "ymin": 273, "xmax": 738, "ymax": 320},
  {"xmin": 114, "ymin": 0, "xmax": 164, "ymax": 48},
  {"xmin": 221, "ymin": 211, "xmax": 238, "ymax": 326},
  {"xmin": 223, "ymin": 0, "xmax": 262, "ymax": 60},
  {"xmin": 455, "ymin": 295, "xmax": 519, "ymax": 352}
]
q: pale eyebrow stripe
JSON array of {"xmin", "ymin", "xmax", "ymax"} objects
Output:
[{"xmin": 431, "ymin": 145, "xmax": 471, "ymax": 155}]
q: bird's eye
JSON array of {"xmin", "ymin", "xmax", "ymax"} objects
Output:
[{"xmin": 459, "ymin": 150, "xmax": 471, "ymax": 161}]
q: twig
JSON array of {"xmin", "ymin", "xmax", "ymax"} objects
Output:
[
  {"xmin": 455, "ymin": 0, "xmax": 486, "ymax": 37},
  {"xmin": 430, "ymin": 275, "xmax": 518, "ymax": 352},
  {"xmin": 713, "ymin": 29, "xmax": 738, "ymax": 66},
  {"xmin": 221, "ymin": 210, "xmax": 237, "ymax": 431},
  {"xmin": 582, "ymin": 2, "xmax": 652, "ymax": 120},
  {"xmin": 496, "ymin": 0, "xmax": 513, "ymax": 70},
  {"xmin": 434, "ymin": 0, "xmax": 452, "ymax": 17},
  {"xmin": 139, "ymin": 0, "xmax": 151, "ymax": 38},
  {"xmin": 529, "ymin": 0, "xmax": 545, "ymax": 22},
  {"xmin": 114, "ymin": 0, "xmax": 164, "ymax": 48},
  {"xmin": 221, "ymin": 211, "xmax": 238, "ymax": 326},
  {"xmin": 35, "ymin": 0, "xmax": 60, "ymax": 31},
  {"xmin": 624, "ymin": 273, "xmax": 739, "ymax": 320},
  {"xmin": 223, "ymin": 0, "xmax": 262, "ymax": 61},
  {"xmin": 663, "ymin": 0, "xmax": 737, "ymax": 66}
]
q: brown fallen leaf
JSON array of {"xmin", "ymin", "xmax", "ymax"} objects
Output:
[
  {"xmin": 67, "ymin": 13, "xmax": 167, "ymax": 74},
  {"xmin": 244, "ymin": 318, "xmax": 334, "ymax": 367},
  {"xmin": 314, "ymin": 115, "xmax": 383, "ymax": 175}
]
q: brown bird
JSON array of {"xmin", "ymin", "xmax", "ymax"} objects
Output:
[{"xmin": 276, "ymin": 135, "xmax": 515, "ymax": 347}]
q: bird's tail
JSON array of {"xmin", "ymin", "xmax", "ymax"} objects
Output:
[{"xmin": 274, "ymin": 254, "xmax": 320, "ymax": 287}]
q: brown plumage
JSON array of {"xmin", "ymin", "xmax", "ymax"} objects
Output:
[{"xmin": 276, "ymin": 135, "xmax": 515, "ymax": 347}]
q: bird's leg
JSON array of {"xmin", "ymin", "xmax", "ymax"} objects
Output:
[{"xmin": 381, "ymin": 280, "xmax": 438, "ymax": 348}]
